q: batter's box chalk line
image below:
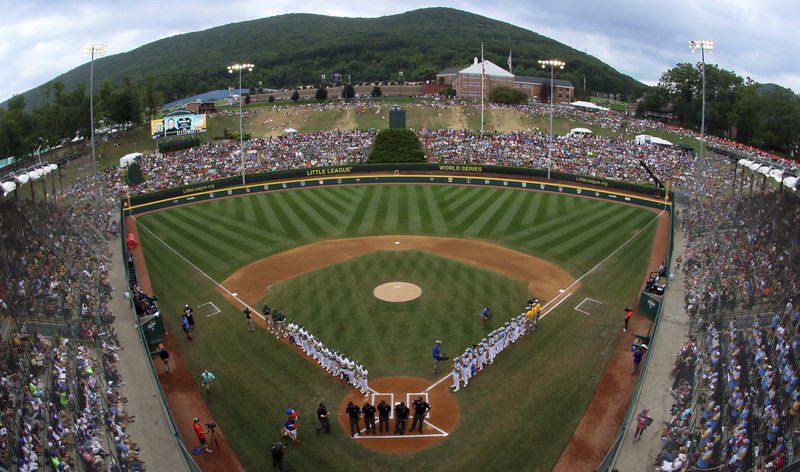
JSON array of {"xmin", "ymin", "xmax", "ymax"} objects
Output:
[
  {"xmin": 574, "ymin": 298, "xmax": 603, "ymax": 316},
  {"xmin": 197, "ymin": 301, "xmax": 221, "ymax": 318}
]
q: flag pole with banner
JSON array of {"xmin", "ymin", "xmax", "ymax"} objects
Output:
[
  {"xmin": 481, "ymin": 42, "xmax": 485, "ymax": 135},
  {"xmin": 508, "ymin": 50, "xmax": 513, "ymax": 74}
]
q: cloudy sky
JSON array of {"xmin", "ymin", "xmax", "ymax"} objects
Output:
[{"xmin": 1, "ymin": 0, "xmax": 797, "ymax": 102}]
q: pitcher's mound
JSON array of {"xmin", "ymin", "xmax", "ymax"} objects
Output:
[{"xmin": 373, "ymin": 282, "xmax": 422, "ymax": 302}]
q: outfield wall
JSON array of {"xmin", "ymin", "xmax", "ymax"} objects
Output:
[{"xmin": 124, "ymin": 166, "xmax": 673, "ymax": 215}]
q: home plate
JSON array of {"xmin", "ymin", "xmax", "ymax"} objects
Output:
[{"xmin": 231, "ymin": 292, "xmax": 238, "ymax": 296}]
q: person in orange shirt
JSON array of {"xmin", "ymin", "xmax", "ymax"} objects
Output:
[
  {"xmin": 624, "ymin": 307, "xmax": 633, "ymax": 332},
  {"xmin": 192, "ymin": 417, "xmax": 212, "ymax": 453}
]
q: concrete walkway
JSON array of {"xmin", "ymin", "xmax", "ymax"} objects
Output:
[
  {"xmin": 107, "ymin": 238, "xmax": 190, "ymax": 472},
  {"xmin": 610, "ymin": 228, "xmax": 690, "ymax": 471}
]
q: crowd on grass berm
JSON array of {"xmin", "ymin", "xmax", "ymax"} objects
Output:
[
  {"xmin": 0, "ymin": 176, "xmax": 146, "ymax": 470},
  {"xmin": 101, "ymin": 98, "xmax": 795, "ymax": 198},
  {"xmin": 649, "ymin": 152, "xmax": 800, "ymax": 471}
]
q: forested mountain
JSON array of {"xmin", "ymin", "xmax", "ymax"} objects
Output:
[{"xmin": 9, "ymin": 7, "xmax": 647, "ymax": 109}]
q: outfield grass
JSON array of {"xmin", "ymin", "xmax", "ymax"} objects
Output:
[
  {"xmin": 136, "ymin": 185, "xmax": 658, "ymax": 471},
  {"xmin": 137, "ymin": 184, "xmax": 655, "ymax": 280},
  {"xmin": 264, "ymin": 250, "xmax": 531, "ymax": 378}
]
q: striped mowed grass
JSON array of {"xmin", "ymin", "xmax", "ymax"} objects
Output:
[
  {"xmin": 135, "ymin": 184, "xmax": 658, "ymax": 471},
  {"xmin": 136, "ymin": 184, "xmax": 656, "ymax": 281}
]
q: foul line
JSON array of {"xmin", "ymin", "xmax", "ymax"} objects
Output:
[
  {"xmin": 134, "ymin": 218, "xmax": 267, "ymax": 320},
  {"xmin": 425, "ymin": 211, "xmax": 663, "ymax": 392}
]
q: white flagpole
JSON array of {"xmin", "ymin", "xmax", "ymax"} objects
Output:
[{"xmin": 481, "ymin": 42, "xmax": 485, "ymax": 135}]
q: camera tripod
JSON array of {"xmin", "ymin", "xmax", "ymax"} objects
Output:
[{"xmin": 207, "ymin": 424, "xmax": 228, "ymax": 449}]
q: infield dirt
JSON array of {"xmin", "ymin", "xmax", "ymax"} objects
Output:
[{"xmin": 222, "ymin": 235, "xmax": 575, "ymax": 307}]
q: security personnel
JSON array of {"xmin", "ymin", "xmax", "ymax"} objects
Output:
[
  {"xmin": 344, "ymin": 401, "xmax": 360, "ymax": 437},
  {"xmin": 377, "ymin": 400, "xmax": 391, "ymax": 434},
  {"xmin": 362, "ymin": 402, "xmax": 376, "ymax": 435},
  {"xmin": 408, "ymin": 396, "xmax": 431, "ymax": 433},
  {"xmin": 394, "ymin": 402, "xmax": 410, "ymax": 435}
]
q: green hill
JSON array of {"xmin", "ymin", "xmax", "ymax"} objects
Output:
[{"xmin": 11, "ymin": 8, "xmax": 646, "ymax": 108}]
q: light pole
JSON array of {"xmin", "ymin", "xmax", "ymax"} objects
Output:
[
  {"xmin": 690, "ymin": 40, "xmax": 714, "ymax": 196},
  {"xmin": 539, "ymin": 59, "xmax": 565, "ymax": 179},
  {"xmin": 83, "ymin": 43, "xmax": 106, "ymax": 206},
  {"xmin": 228, "ymin": 63, "xmax": 254, "ymax": 185}
]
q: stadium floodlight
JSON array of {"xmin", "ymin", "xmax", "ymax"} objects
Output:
[
  {"xmin": 1, "ymin": 181, "xmax": 16, "ymax": 197},
  {"xmin": 14, "ymin": 173, "xmax": 29, "ymax": 185},
  {"xmin": 689, "ymin": 40, "xmax": 713, "ymax": 196},
  {"xmin": 84, "ymin": 43, "xmax": 107, "ymax": 206},
  {"xmin": 227, "ymin": 63, "xmax": 255, "ymax": 185},
  {"xmin": 538, "ymin": 59, "xmax": 566, "ymax": 180}
]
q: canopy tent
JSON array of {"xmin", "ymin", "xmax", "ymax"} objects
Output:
[
  {"xmin": 568, "ymin": 127, "xmax": 593, "ymax": 136},
  {"xmin": 569, "ymin": 101, "xmax": 610, "ymax": 112},
  {"xmin": 284, "ymin": 128, "xmax": 299, "ymax": 134},
  {"xmin": 635, "ymin": 134, "xmax": 673, "ymax": 147},
  {"xmin": 120, "ymin": 153, "xmax": 143, "ymax": 168}
]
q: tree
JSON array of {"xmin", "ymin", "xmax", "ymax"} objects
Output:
[
  {"xmin": 268, "ymin": 95, "xmax": 275, "ymax": 103},
  {"xmin": 315, "ymin": 86, "xmax": 328, "ymax": 101},
  {"xmin": 371, "ymin": 86, "xmax": 382, "ymax": 97},
  {"xmin": 489, "ymin": 86, "xmax": 528, "ymax": 105},
  {"xmin": 342, "ymin": 84, "xmax": 356, "ymax": 99},
  {"xmin": 291, "ymin": 90, "xmax": 300, "ymax": 101},
  {"xmin": 368, "ymin": 129, "xmax": 425, "ymax": 163}
]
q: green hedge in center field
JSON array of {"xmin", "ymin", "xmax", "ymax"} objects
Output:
[{"xmin": 368, "ymin": 128, "xmax": 425, "ymax": 163}]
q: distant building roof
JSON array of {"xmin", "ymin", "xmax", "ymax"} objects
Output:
[
  {"xmin": 437, "ymin": 67, "xmax": 462, "ymax": 75},
  {"xmin": 515, "ymin": 76, "xmax": 574, "ymax": 88},
  {"xmin": 459, "ymin": 58, "xmax": 514, "ymax": 78}
]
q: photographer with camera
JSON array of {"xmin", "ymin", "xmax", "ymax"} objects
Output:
[
  {"xmin": 192, "ymin": 417, "xmax": 212, "ymax": 453},
  {"xmin": 480, "ymin": 306, "xmax": 492, "ymax": 330}
]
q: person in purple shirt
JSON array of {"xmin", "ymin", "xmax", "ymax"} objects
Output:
[
  {"xmin": 631, "ymin": 346, "xmax": 646, "ymax": 374},
  {"xmin": 432, "ymin": 340, "xmax": 442, "ymax": 374}
]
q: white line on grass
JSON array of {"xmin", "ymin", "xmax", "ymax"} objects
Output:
[
  {"xmin": 425, "ymin": 210, "xmax": 664, "ymax": 391},
  {"xmin": 134, "ymin": 218, "xmax": 267, "ymax": 320},
  {"xmin": 355, "ymin": 433, "xmax": 446, "ymax": 439},
  {"xmin": 198, "ymin": 301, "xmax": 222, "ymax": 318},
  {"xmin": 574, "ymin": 297, "xmax": 603, "ymax": 316}
]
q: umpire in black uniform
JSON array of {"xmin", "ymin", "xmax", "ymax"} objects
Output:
[
  {"xmin": 409, "ymin": 396, "xmax": 431, "ymax": 433},
  {"xmin": 394, "ymin": 402, "xmax": 410, "ymax": 435},
  {"xmin": 344, "ymin": 401, "xmax": 361, "ymax": 437},
  {"xmin": 377, "ymin": 400, "xmax": 391, "ymax": 434},
  {"xmin": 362, "ymin": 402, "xmax": 376, "ymax": 435}
]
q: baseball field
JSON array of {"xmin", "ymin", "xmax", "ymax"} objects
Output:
[{"xmin": 132, "ymin": 183, "xmax": 663, "ymax": 470}]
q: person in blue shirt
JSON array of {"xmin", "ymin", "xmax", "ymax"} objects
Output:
[{"xmin": 432, "ymin": 340, "xmax": 442, "ymax": 374}]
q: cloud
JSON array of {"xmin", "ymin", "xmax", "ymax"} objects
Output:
[{"xmin": 0, "ymin": 0, "xmax": 797, "ymax": 102}]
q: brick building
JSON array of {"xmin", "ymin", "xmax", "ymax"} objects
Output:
[{"xmin": 436, "ymin": 58, "xmax": 574, "ymax": 104}]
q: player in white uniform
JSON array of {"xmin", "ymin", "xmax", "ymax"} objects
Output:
[
  {"xmin": 460, "ymin": 355, "xmax": 471, "ymax": 387},
  {"xmin": 451, "ymin": 356, "xmax": 461, "ymax": 391}
]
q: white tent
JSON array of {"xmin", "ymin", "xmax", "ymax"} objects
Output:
[
  {"xmin": 1, "ymin": 181, "xmax": 16, "ymax": 196},
  {"xmin": 570, "ymin": 101, "xmax": 610, "ymax": 112},
  {"xmin": 284, "ymin": 128, "xmax": 299, "ymax": 134},
  {"xmin": 635, "ymin": 134, "xmax": 673, "ymax": 147},
  {"xmin": 120, "ymin": 152, "xmax": 143, "ymax": 168},
  {"xmin": 758, "ymin": 165, "xmax": 772, "ymax": 176},
  {"xmin": 748, "ymin": 162, "xmax": 762, "ymax": 171},
  {"xmin": 568, "ymin": 127, "xmax": 593, "ymax": 137},
  {"xmin": 784, "ymin": 176, "xmax": 798, "ymax": 190}
]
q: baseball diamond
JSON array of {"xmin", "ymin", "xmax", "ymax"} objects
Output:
[{"xmin": 130, "ymin": 182, "xmax": 664, "ymax": 468}]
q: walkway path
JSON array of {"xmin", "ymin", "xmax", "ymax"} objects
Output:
[
  {"xmin": 107, "ymin": 239, "xmax": 190, "ymax": 472},
  {"xmin": 610, "ymin": 227, "xmax": 689, "ymax": 471}
]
